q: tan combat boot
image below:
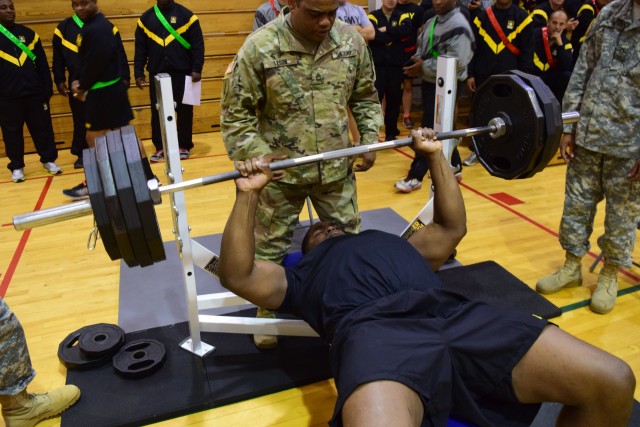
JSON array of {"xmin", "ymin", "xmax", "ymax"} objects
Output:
[
  {"xmin": 1, "ymin": 385, "xmax": 80, "ymax": 427},
  {"xmin": 590, "ymin": 262, "xmax": 619, "ymax": 314},
  {"xmin": 536, "ymin": 252, "xmax": 583, "ymax": 294},
  {"xmin": 253, "ymin": 307, "xmax": 278, "ymax": 349}
]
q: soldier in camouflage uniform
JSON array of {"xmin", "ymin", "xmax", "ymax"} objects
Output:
[
  {"xmin": 221, "ymin": 0, "xmax": 382, "ymax": 348},
  {"xmin": 0, "ymin": 298, "xmax": 80, "ymax": 425},
  {"xmin": 536, "ymin": 0, "xmax": 640, "ymax": 314}
]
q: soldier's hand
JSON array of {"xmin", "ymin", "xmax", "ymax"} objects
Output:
[
  {"xmin": 235, "ymin": 157, "xmax": 273, "ymax": 192},
  {"xmin": 191, "ymin": 72, "xmax": 202, "ymax": 83},
  {"xmin": 70, "ymin": 80, "xmax": 86, "ymax": 102},
  {"xmin": 354, "ymin": 152, "xmax": 376, "ymax": 172},
  {"xmin": 560, "ymin": 133, "xmax": 576, "ymax": 163},
  {"xmin": 135, "ymin": 76, "xmax": 146, "ymax": 90},
  {"xmin": 466, "ymin": 77, "xmax": 476, "ymax": 93},
  {"xmin": 628, "ymin": 158, "xmax": 640, "ymax": 182},
  {"xmin": 56, "ymin": 82, "xmax": 68, "ymax": 97}
]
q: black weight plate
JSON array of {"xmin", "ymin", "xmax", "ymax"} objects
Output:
[
  {"xmin": 470, "ymin": 74, "xmax": 545, "ymax": 179},
  {"xmin": 78, "ymin": 323, "xmax": 125, "ymax": 358},
  {"xmin": 121, "ymin": 126, "xmax": 166, "ymax": 264},
  {"xmin": 58, "ymin": 325, "xmax": 113, "ymax": 370},
  {"xmin": 509, "ymin": 70, "xmax": 563, "ymax": 178},
  {"xmin": 113, "ymin": 339, "xmax": 167, "ymax": 379},
  {"xmin": 95, "ymin": 135, "xmax": 138, "ymax": 267},
  {"xmin": 107, "ymin": 131, "xmax": 153, "ymax": 267},
  {"xmin": 84, "ymin": 147, "xmax": 121, "ymax": 261}
]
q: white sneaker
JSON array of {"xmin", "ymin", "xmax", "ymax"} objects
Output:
[
  {"xmin": 11, "ymin": 169, "xmax": 25, "ymax": 183},
  {"xmin": 394, "ymin": 178, "xmax": 422, "ymax": 193},
  {"xmin": 462, "ymin": 152, "xmax": 478, "ymax": 166},
  {"xmin": 43, "ymin": 162, "xmax": 62, "ymax": 175}
]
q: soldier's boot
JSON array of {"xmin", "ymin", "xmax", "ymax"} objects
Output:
[
  {"xmin": 590, "ymin": 262, "xmax": 619, "ymax": 315},
  {"xmin": 1, "ymin": 385, "xmax": 80, "ymax": 427},
  {"xmin": 253, "ymin": 307, "xmax": 278, "ymax": 349},
  {"xmin": 536, "ymin": 252, "xmax": 583, "ymax": 294}
]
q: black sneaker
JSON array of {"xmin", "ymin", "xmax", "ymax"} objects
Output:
[
  {"xmin": 403, "ymin": 116, "xmax": 414, "ymax": 129},
  {"xmin": 62, "ymin": 181, "xmax": 89, "ymax": 200},
  {"xmin": 74, "ymin": 157, "xmax": 83, "ymax": 169}
]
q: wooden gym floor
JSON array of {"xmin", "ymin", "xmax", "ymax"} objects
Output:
[{"xmin": 1, "ymin": 129, "xmax": 639, "ymax": 426}]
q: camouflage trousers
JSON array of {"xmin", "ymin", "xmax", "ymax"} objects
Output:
[
  {"xmin": 559, "ymin": 146, "xmax": 640, "ymax": 267},
  {"xmin": 255, "ymin": 174, "xmax": 360, "ymax": 264},
  {"xmin": 0, "ymin": 298, "xmax": 35, "ymax": 396}
]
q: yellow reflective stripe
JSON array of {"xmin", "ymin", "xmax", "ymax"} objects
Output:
[
  {"xmin": 0, "ymin": 49, "xmax": 20, "ymax": 66},
  {"xmin": 533, "ymin": 52, "xmax": 549, "ymax": 71},
  {"xmin": 565, "ymin": 43, "xmax": 573, "ymax": 50},
  {"xmin": 138, "ymin": 15, "xmax": 197, "ymax": 47},
  {"xmin": 531, "ymin": 9, "xmax": 548, "ymax": 21},
  {"xmin": 474, "ymin": 15, "xmax": 531, "ymax": 54},
  {"xmin": 368, "ymin": 14, "xmax": 379, "ymax": 26},
  {"xmin": 54, "ymin": 27, "xmax": 79, "ymax": 53},
  {"xmin": 138, "ymin": 19, "xmax": 165, "ymax": 46},
  {"xmin": 0, "ymin": 32, "xmax": 39, "ymax": 66},
  {"xmin": 113, "ymin": 26, "xmax": 119, "ymax": 36},
  {"xmin": 399, "ymin": 13, "xmax": 411, "ymax": 24},
  {"xmin": 578, "ymin": 4, "xmax": 595, "ymax": 14}
]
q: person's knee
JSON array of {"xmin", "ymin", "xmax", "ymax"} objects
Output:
[{"xmin": 587, "ymin": 355, "xmax": 635, "ymax": 416}]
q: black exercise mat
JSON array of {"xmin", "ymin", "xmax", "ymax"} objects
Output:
[
  {"xmin": 437, "ymin": 260, "xmax": 562, "ymax": 319},
  {"xmin": 62, "ymin": 319, "xmax": 330, "ymax": 427},
  {"xmin": 532, "ymin": 401, "xmax": 640, "ymax": 427}
]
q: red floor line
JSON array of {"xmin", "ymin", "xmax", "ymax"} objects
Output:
[
  {"xmin": 391, "ymin": 150, "xmax": 640, "ymax": 283},
  {"xmin": 0, "ymin": 176, "xmax": 53, "ymax": 298},
  {"xmin": 393, "ymin": 147, "xmax": 414, "ymax": 159}
]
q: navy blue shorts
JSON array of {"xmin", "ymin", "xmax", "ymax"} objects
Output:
[
  {"xmin": 329, "ymin": 289, "xmax": 549, "ymax": 427},
  {"xmin": 84, "ymin": 82, "xmax": 133, "ymax": 131}
]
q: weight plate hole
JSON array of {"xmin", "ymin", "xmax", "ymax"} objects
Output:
[
  {"xmin": 133, "ymin": 350, "xmax": 147, "ymax": 359},
  {"xmin": 491, "ymin": 83, "xmax": 512, "ymax": 98}
]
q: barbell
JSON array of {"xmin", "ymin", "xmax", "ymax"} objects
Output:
[{"xmin": 12, "ymin": 72, "xmax": 579, "ymax": 267}]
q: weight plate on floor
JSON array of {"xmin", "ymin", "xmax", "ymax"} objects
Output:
[
  {"xmin": 107, "ymin": 130, "xmax": 153, "ymax": 267},
  {"xmin": 121, "ymin": 126, "xmax": 165, "ymax": 265},
  {"xmin": 112, "ymin": 339, "xmax": 167, "ymax": 379},
  {"xmin": 58, "ymin": 325, "xmax": 114, "ymax": 370},
  {"xmin": 84, "ymin": 147, "xmax": 121, "ymax": 261},
  {"xmin": 508, "ymin": 70, "xmax": 563, "ymax": 179},
  {"xmin": 95, "ymin": 136, "xmax": 138, "ymax": 267},
  {"xmin": 78, "ymin": 323, "xmax": 125, "ymax": 358},
  {"xmin": 471, "ymin": 74, "xmax": 545, "ymax": 179}
]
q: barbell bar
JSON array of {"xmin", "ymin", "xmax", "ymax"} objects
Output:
[{"xmin": 13, "ymin": 111, "xmax": 578, "ymax": 232}]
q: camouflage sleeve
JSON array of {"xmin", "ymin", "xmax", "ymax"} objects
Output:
[
  {"xmin": 220, "ymin": 47, "xmax": 271, "ymax": 160},
  {"xmin": 348, "ymin": 43, "xmax": 382, "ymax": 145},
  {"xmin": 562, "ymin": 13, "xmax": 600, "ymax": 134}
]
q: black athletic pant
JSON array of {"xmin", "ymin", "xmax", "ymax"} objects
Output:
[
  {"xmin": 149, "ymin": 71, "xmax": 194, "ymax": 152},
  {"xmin": 0, "ymin": 94, "xmax": 58, "ymax": 171},
  {"xmin": 375, "ymin": 65, "xmax": 403, "ymax": 141},
  {"xmin": 68, "ymin": 90, "xmax": 87, "ymax": 158}
]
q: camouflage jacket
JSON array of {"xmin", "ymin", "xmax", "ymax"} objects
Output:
[
  {"xmin": 562, "ymin": 0, "xmax": 640, "ymax": 158},
  {"xmin": 221, "ymin": 9, "xmax": 382, "ymax": 185}
]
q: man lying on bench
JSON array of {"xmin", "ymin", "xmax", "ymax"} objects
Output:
[{"xmin": 219, "ymin": 128, "xmax": 635, "ymax": 427}]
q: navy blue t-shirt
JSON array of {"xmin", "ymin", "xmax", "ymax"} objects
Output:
[{"xmin": 278, "ymin": 230, "xmax": 442, "ymax": 342}]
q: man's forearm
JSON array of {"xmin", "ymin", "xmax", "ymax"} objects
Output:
[{"xmin": 428, "ymin": 149, "xmax": 466, "ymax": 234}]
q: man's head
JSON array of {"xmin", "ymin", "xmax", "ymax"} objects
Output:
[
  {"xmin": 72, "ymin": 0, "xmax": 99, "ymax": 21},
  {"xmin": 157, "ymin": 0, "xmax": 173, "ymax": 9},
  {"xmin": 547, "ymin": 9, "xmax": 568, "ymax": 34},
  {"xmin": 338, "ymin": 0, "xmax": 347, "ymax": 4},
  {"xmin": 289, "ymin": 0, "xmax": 338, "ymax": 43},
  {"xmin": 493, "ymin": 0, "xmax": 513, "ymax": 9},
  {"xmin": 382, "ymin": 0, "xmax": 398, "ymax": 12},
  {"xmin": 0, "ymin": 0, "xmax": 15, "ymax": 27},
  {"xmin": 433, "ymin": 0, "xmax": 457, "ymax": 16},
  {"xmin": 301, "ymin": 221, "xmax": 346, "ymax": 254}
]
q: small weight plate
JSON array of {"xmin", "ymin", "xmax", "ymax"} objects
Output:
[
  {"xmin": 107, "ymin": 130, "xmax": 153, "ymax": 267},
  {"xmin": 471, "ymin": 74, "xmax": 545, "ymax": 179},
  {"xmin": 113, "ymin": 339, "xmax": 167, "ymax": 379},
  {"xmin": 78, "ymin": 323, "xmax": 125, "ymax": 358},
  {"xmin": 58, "ymin": 325, "xmax": 113, "ymax": 370},
  {"xmin": 95, "ymin": 135, "xmax": 138, "ymax": 267},
  {"xmin": 121, "ymin": 126, "xmax": 166, "ymax": 264},
  {"xmin": 84, "ymin": 147, "xmax": 121, "ymax": 261}
]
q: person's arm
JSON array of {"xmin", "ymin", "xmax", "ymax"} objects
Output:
[
  {"xmin": 33, "ymin": 34, "xmax": 53, "ymax": 99},
  {"xmin": 407, "ymin": 128, "xmax": 467, "ymax": 271},
  {"xmin": 115, "ymin": 29, "xmax": 130, "ymax": 86},
  {"xmin": 356, "ymin": 6, "xmax": 375, "ymax": 41},
  {"xmin": 187, "ymin": 14, "xmax": 205, "ymax": 79},
  {"xmin": 219, "ymin": 158, "xmax": 288, "ymax": 309},
  {"xmin": 555, "ymin": 35, "xmax": 574, "ymax": 72},
  {"xmin": 516, "ymin": 15, "xmax": 536, "ymax": 74},
  {"xmin": 77, "ymin": 26, "xmax": 114, "ymax": 91},
  {"xmin": 51, "ymin": 26, "xmax": 68, "ymax": 96}
]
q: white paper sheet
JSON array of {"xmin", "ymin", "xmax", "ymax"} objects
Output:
[{"xmin": 182, "ymin": 75, "xmax": 201, "ymax": 106}]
